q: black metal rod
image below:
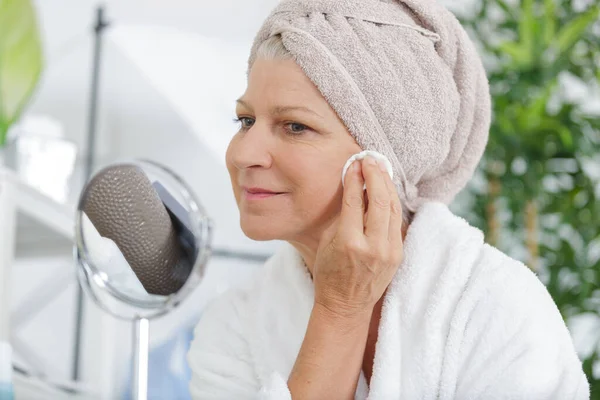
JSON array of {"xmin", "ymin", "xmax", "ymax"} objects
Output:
[
  {"xmin": 73, "ymin": 4, "xmax": 109, "ymax": 382},
  {"xmin": 211, "ymin": 248, "xmax": 270, "ymax": 263},
  {"xmin": 83, "ymin": 6, "xmax": 108, "ymax": 182}
]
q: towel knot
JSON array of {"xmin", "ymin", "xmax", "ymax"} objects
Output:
[{"xmin": 273, "ymin": 2, "xmax": 441, "ymax": 43}]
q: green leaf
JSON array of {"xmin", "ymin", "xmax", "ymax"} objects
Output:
[
  {"xmin": 538, "ymin": 120, "xmax": 575, "ymax": 152},
  {"xmin": 0, "ymin": 0, "xmax": 44, "ymax": 146},
  {"xmin": 517, "ymin": 82, "xmax": 558, "ymax": 132},
  {"xmin": 496, "ymin": 0, "xmax": 518, "ymax": 20},
  {"xmin": 555, "ymin": 6, "xmax": 599, "ymax": 54},
  {"xmin": 542, "ymin": 0, "xmax": 556, "ymax": 48},
  {"xmin": 532, "ymin": 81, "xmax": 557, "ymax": 116},
  {"xmin": 0, "ymin": 119, "xmax": 6, "ymax": 144},
  {"xmin": 519, "ymin": 0, "xmax": 536, "ymax": 56},
  {"xmin": 498, "ymin": 41, "xmax": 531, "ymax": 67}
]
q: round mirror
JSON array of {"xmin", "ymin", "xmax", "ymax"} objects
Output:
[{"xmin": 74, "ymin": 159, "xmax": 212, "ymax": 320}]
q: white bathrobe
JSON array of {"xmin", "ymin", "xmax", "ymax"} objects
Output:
[{"xmin": 187, "ymin": 202, "xmax": 590, "ymax": 399}]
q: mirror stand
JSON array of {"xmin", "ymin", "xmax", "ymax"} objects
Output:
[{"xmin": 132, "ymin": 317, "xmax": 149, "ymax": 400}]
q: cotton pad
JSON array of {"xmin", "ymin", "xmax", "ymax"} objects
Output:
[{"xmin": 342, "ymin": 150, "xmax": 393, "ymax": 189}]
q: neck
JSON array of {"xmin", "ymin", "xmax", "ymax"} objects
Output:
[
  {"xmin": 287, "ymin": 237, "xmax": 319, "ymax": 276},
  {"xmin": 289, "ymin": 222, "xmax": 410, "ymax": 276}
]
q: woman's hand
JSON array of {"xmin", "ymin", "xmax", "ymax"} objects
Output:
[
  {"xmin": 287, "ymin": 155, "xmax": 404, "ymax": 398},
  {"xmin": 313, "ymin": 155, "xmax": 405, "ymax": 319}
]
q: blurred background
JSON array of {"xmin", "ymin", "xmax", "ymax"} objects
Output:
[{"xmin": 0, "ymin": 0, "xmax": 598, "ymax": 398}]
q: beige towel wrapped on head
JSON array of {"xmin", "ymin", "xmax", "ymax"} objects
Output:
[{"xmin": 248, "ymin": 0, "xmax": 491, "ymax": 212}]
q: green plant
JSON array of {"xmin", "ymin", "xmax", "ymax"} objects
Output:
[
  {"xmin": 0, "ymin": 0, "xmax": 44, "ymax": 147},
  {"xmin": 453, "ymin": 0, "xmax": 600, "ymax": 393}
]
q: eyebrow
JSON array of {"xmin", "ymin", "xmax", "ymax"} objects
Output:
[{"xmin": 236, "ymin": 99, "xmax": 324, "ymax": 120}]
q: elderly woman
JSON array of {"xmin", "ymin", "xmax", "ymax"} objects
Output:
[{"xmin": 187, "ymin": 0, "xmax": 589, "ymax": 398}]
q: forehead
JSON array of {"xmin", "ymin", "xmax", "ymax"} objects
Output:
[{"xmin": 242, "ymin": 58, "xmax": 329, "ymax": 107}]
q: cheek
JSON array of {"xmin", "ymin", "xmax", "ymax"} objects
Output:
[
  {"xmin": 225, "ymin": 139, "xmax": 240, "ymax": 197},
  {"xmin": 308, "ymin": 155, "xmax": 343, "ymax": 186},
  {"xmin": 225, "ymin": 135, "xmax": 237, "ymax": 169},
  {"xmin": 294, "ymin": 159, "xmax": 343, "ymax": 207}
]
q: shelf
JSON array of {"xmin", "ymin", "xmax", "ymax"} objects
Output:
[{"xmin": 0, "ymin": 166, "xmax": 74, "ymax": 240}]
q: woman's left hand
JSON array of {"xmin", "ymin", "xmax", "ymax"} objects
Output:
[
  {"xmin": 312, "ymin": 155, "xmax": 405, "ymax": 319},
  {"xmin": 288, "ymin": 155, "xmax": 405, "ymax": 399}
]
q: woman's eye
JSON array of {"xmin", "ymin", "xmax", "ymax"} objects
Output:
[
  {"xmin": 234, "ymin": 117, "xmax": 255, "ymax": 129},
  {"xmin": 286, "ymin": 122, "xmax": 307, "ymax": 134}
]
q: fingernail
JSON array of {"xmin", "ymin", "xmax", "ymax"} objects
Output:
[
  {"xmin": 377, "ymin": 159, "xmax": 387, "ymax": 173},
  {"xmin": 364, "ymin": 156, "xmax": 377, "ymax": 166}
]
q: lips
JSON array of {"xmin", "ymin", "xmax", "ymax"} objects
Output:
[
  {"xmin": 245, "ymin": 188, "xmax": 278, "ymax": 194},
  {"xmin": 242, "ymin": 186, "xmax": 285, "ymax": 200}
]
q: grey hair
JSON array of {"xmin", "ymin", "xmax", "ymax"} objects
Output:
[
  {"xmin": 253, "ymin": 35, "xmax": 415, "ymax": 227},
  {"xmin": 254, "ymin": 34, "xmax": 292, "ymax": 62}
]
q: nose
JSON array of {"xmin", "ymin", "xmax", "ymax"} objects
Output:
[{"xmin": 228, "ymin": 123, "xmax": 273, "ymax": 170}]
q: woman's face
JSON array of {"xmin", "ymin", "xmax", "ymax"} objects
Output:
[{"xmin": 226, "ymin": 58, "xmax": 361, "ymax": 243}]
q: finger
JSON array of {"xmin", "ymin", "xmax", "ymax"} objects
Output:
[
  {"xmin": 362, "ymin": 157, "xmax": 391, "ymax": 239},
  {"xmin": 339, "ymin": 160, "xmax": 365, "ymax": 234},
  {"xmin": 386, "ymin": 176, "xmax": 404, "ymax": 245}
]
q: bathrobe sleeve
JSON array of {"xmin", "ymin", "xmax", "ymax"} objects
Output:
[
  {"xmin": 187, "ymin": 291, "xmax": 292, "ymax": 400},
  {"xmin": 454, "ymin": 247, "xmax": 590, "ymax": 400}
]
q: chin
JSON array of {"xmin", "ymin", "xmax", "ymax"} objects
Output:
[{"xmin": 240, "ymin": 218, "xmax": 281, "ymax": 241}]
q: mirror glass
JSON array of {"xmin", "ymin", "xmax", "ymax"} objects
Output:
[{"xmin": 74, "ymin": 159, "xmax": 212, "ymax": 320}]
